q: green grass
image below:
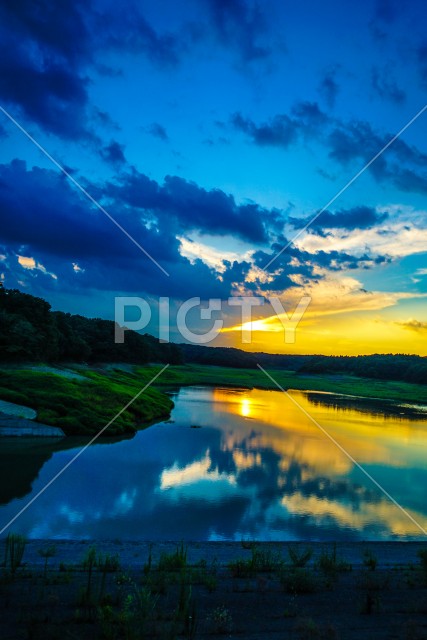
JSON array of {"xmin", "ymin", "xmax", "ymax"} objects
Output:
[
  {"xmin": 0, "ymin": 368, "xmax": 173, "ymax": 436},
  {"xmin": 148, "ymin": 364, "xmax": 427, "ymax": 404}
]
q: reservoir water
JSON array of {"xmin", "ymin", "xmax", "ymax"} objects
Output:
[{"xmin": 1, "ymin": 386, "xmax": 427, "ymax": 540}]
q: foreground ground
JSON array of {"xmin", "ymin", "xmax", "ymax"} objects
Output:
[{"xmin": 1, "ymin": 540, "xmax": 427, "ymax": 639}]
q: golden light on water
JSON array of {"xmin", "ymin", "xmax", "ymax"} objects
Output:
[{"xmin": 239, "ymin": 397, "xmax": 252, "ymax": 417}]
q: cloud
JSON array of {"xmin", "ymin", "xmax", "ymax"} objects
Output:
[
  {"xmin": 289, "ymin": 206, "xmax": 388, "ymax": 235},
  {"xmin": 318, "ymin": 68, "xmax": 340, "ymax": 109},
  {"xmin": 145, "ymin": 122, "xmax": 169, "ymax": 141},
  {"xmin": 371, "ymin": 66, "xmax": 406, "ymax": 104},
  {"xmin": 100, "ymin": 141, "xmax": 127, "ymax": 167},
  {"xmin": 203, "ymin": 0, "xmax": 272, "ymax": 63},
  {"xmin": 231, "ymin": 101, "xmax": 327, "ymax": 149},
  {"xmin": 291, "ymin": 209, "xmax": 427, "ymax": 262},
  {"xmin": 104, "ymin": 169, "xmax": 276, "ymax": 244},
  {"xmin": 231, "ymin": 112, "xmax": 296, "ymax": 148},
  {"xmin": 374, "ymin": 0, "xmax": 398, "ymax": 24},
  {"xmin": 396, "ymin": 319, "xmax": 427, "ymax": 333},
  {"xmin": 0, "ymin": 159, "xmax": 287, "ymax": 301},
  {"xmin": 0, "ymin": 1, "xmax": 185, "ymax": 139},
  {"xmin": 369, "ymin": 0, "xmax": 400, "ymax": 40},
  {"xmin": 0, "ymin": 159, "xmax": 228, "ymax": 298},
  {"xmin": 0, "ymin": 158, "xmax": 395, "ymax": 304},
  {"xmin": 231, "ymin": 99, "xmax": 427, "ymax": 195},
  {"xmin": 98, "ymin": 6, "xmax": 183, "ymax": 67}
]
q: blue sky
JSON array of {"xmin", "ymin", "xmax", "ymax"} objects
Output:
[{"xmin": 0, "ymin": 0, "xmax": 427, "ymax": 354}]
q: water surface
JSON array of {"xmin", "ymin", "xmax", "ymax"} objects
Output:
[{"xmin": 1, "ymin": 386, "xmax": 427, "ymax": 541}]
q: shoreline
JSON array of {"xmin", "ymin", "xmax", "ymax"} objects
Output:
[{"xmin": 4, "ymin": 539, "xmax": 426, "ymax": 569}]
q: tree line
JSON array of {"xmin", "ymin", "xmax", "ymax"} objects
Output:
[
  {"xmin": 1, "ymin": 288, "xmax": 425, "ymax": 384},
  {"xmin": 0, "ymin": 288, "xmax": 182, "ymax": 364}
]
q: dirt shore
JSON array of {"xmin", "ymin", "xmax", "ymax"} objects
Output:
[{"xmin": 1, "ymin": 539, "xmax": 427, "ymax": 639}]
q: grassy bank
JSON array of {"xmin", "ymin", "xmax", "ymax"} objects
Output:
[
  {"xmin": 148, "ymin": 364, "xmax": 427, "ymax": 404},
  {"xmin": 0, "ymin": 368, "xmax": 173, "ymax": 436}
]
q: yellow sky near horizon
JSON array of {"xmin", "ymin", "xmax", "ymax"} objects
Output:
[
  {"xmin": 220, "ymin": 312, "xmax": 426, "ymax": 355},
  {"xmin": 217, "ymin": 276, "xmax": 427, "ymax": 355}
]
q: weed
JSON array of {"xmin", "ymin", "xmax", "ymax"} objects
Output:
[
  {"xmin": 228, "ymin": 557, "xmax": 254, "ymax": 578},
  {"xmin": 4, "ymin": 533, "xmax": 27, "ymax": 574},
  {"xmin": 316, "ymin": 544, "xmax": 352, "ymax": 578},
  {"xmin": 207, "ymin": 605, "xmax": 232, "ymax": 634},
  {"xmin": 251, "ymin": 546, "xmax": 283, "ymax": 572},
  {"xmin": 158, "ymin": 542, "xmax": 188, "ymax": 572},
  {"xmin": 280, "ymin": 567, "xmax": 319, "ymax": 594},
  {"xmin": 81, "ymin": 545, "xmax": 97, "ymax": 606},
  {"xmin": 143, "ymin": 543, "xmax": 153, "ymax": 575},
  {"xmin": 363, "ymin": 548, "xmax": 378, "ymax": 571},
  {"xmin": 288, "ymin": 544, "xmax": 313, "ymax": 568},
  {"xmin": 38, "ymin": 545, "xmax": 56, "ymax": 581}
]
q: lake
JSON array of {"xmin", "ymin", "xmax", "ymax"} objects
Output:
[{"xmin": 1, "ymin": 385, "xmax": 427, "ymax": 541}]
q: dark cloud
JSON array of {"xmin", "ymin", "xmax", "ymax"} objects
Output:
[
  {"xmin": 318, "ymin": 69, "xmax": 340, "ymax": 109},
  {"xmin": 369, "ymin": 0, "xmax": 399, "ymax": 40},
  {"xmin": 327, "ymin": 120, "xmax": 427, "ymax": 193},
  {"xmin": 289, "ymin": 206, "xmax": 389, "ymax": 235},
  {"xmin": 0, "ymin": 1, "xmax": 184, "ymax": 139},
  {"xmin": 232, "ymin": 99, "xmax": 427, "ymax": 195},
  {"xmin": 204, "ymin": 0, "xmax": 271, "ymax": 63},
  {"xmin": 0, "ymin": 0, "xmax": 92, "ymax": 139},
  {"xmin": 231, "ymin": 101, "xmax": 328, "ymax": 149},
  {"xmin": 232, "ymin": 111, "xmax": 296, "ymax": 148},
  {"xmin": 97, "ymin": 7, "xmax": 183, "ymax": 67},
  {"xmin": 100, "ymin": 141, "xmax": 127, "ymax": 167},
  {"xmin": 371, "ymin": 66, "xmax": 406, "ymax": 104},
  {"xmin": 105, "ymin": 170, "xmax": 273, "ymax": 244},
  {"xmin": 374, "ymin": 0, "xmax": 398, "ymax": 24},
  {"xmin": 0, "ymin": 159, "xmax": 282, "ymax": 300},
  {"xmin": 0, "ymin": 157, "xmax": 396, "ymax": 303},
  {"xmin": 145, "ymin": 122, "xmax": 169, "ymax": 141},
  {"xmin": 232, "ymin": 98, "xmax": 427, "ymax": 199}
]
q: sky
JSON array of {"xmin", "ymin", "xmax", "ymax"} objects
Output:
[{"xmin": 0, "ymin": 0, "xmax": 427, "ymax": 355}]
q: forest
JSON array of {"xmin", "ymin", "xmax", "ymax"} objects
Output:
[{"xmin": 0, "ymin": 287, "xmax": 182, "ymax": 365}]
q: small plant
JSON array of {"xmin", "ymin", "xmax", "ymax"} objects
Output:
[
  {"xmin": 317, "ymin": 544, "xmax": 352, "ymax": 578},
  {"xmin": 362, "ymin": 548, "xmax": 378, "ymax": 571},
  {"xmin": 280, "ymin": 567, "xmax": 319, "ymax": 594},
  {"xmin": 288, "ymin": 544, "xmax": 313, "ymax": 568},
  {"xmin": 38, "ymin": 545, "xmax": 57, "ymax": 580},
  {"xmin": 82, "ymin": 545, "xmax": 97, "ymax": 605},
  {"xmin": 4, "ymin": 532, "xmax": 27, "ymax": 574},
  {"xmin": 98, "ymin": 553, "xmax": 120, "ymax": 602},
  {"xmin": 361, "ymin": 591, "xmax": 381, "ymax": 615},
  {"xmin": 143, "ymin": 543, "xmax": 153, "ymax": 575},
  {"xmin": 251, "ymin": 546, "xmax": 283, "ymax": 572},
  {"xmin": 158, "ymin": 542, "xmax": 188, "ymax": 571},
  {"xmin": 228, "ymin": 557, "xmax": 254, "ymax": 578},
  {"xmin": 207, "ymin": 605, "xmax": 232, "ymax": 634},
  {"xmin": 174, "ymin": 574, "xmax": 198, "ymax": 639}
]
